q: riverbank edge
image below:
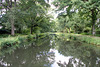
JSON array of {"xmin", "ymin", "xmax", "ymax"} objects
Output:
[
  {"xmin": 0, "ymin": 34, "xmax": 37, "ymax": 50},
  {"xmin": 0, "ymin": 33, "xmax": 49, "ymax": 50},
  {"xmin": 53, "ymin": 33, "xmax": 100, "ymax": 46},
  {"xmin": 0, "ymin": 33, "xmax": 100, "ymax": 50}
]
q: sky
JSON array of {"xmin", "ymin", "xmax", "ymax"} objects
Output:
[
  {"xmin": 46, "ymin": 0, "xmax": 67, "ymax": 19},
  {"xmin": 46, "ymin": 0, "xmax": 60, "ymax": 19}
]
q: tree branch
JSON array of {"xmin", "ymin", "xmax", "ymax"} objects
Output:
[{"xmin": 0, "ymin": 3, "xmax": 10, "ymax": 10}]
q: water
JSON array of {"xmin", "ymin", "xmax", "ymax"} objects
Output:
[{"xmin": 0, "ymin": 35, "xmax": 100, "ymax": 67}]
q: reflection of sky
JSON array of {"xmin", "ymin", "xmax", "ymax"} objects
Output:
[
  {"xmin": 49, "ymin": 39, "xmax": 86, "ymax": 67},
  {"xmin": 96, "ymin": 57, "xmax": 100, "ymax": 64},
  {"xmin": 0, "ymin": 59, "xmax": 10, "ymax": 67},
  {"xmin": 50, "ymin": 49, "xmax": 72, "ymax": 67},
  {"xmin": 48, "ymin": 48, "xmax": 85, "ymax": 67}
]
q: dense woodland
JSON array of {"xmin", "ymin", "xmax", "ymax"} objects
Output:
[
  {"xmin": 0, "ymin": 0, "xmax": 100, "ymax": 36},
  {"xmin": 53, "ymin": 0, "xmax": 100, "ymax": 36},
  {"xmin": 0, "ymin": 0, "xmax": 54, "ymax": 35}
]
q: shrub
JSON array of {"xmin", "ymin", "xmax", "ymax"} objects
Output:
[
  {"xmin": 83, "ymin": 27, "xmax": 91, "ymax": 33},
  {"xmin": 96, "ymin": 29, "xmax": 100, "ymax": 34}
]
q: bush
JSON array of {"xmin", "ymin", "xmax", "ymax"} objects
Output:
[
  {"xmin": 22, "ymin": 29, "xmax": 30, "ymax": 35},
  {"xmin": 96, "ymin": 29, "xmax": 100, "ymax": 34},
  {"xmin": 1, "ymin": 40, "xmax": 18, "ymax": 49},
  {"xmin": 83, "ymin": 27, "xmax": 91, "ymax": 33},
  {"xmin": 70, "ymin": 30, "xmax": 74, "ymax": 33},
  {"xmin": 27, "ymin": 34, "xmax": 33, "ymax": 41}
]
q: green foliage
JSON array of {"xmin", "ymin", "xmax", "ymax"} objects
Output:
[
  {"xmin": 0, "ymin": 34, "xmax": 10, "ymax": 38},
  {"xmin": 83, "ymin": 27, "xmax": 91, "ymax": 33},
  {"xmin": 0, "ymin": 34, "xmax": 37, "ymax": 50},
  {"xmin": 27, "ymin": 34, "xmax": 36, "ymax": 41},
  {"xmin": 0, "ymin": 0, "xmax": 54, "ymax": 35},
  {"xmin": 53, "ymin": 0, "xmax": 100, "ymax": 35},
  {"xmin": 0, "ymin": 6, "xmax": 2, "ymax": 9},
  {"xmin": 68, "ymin": 34, "xmax": 100, "ymax": 46},
  {"xmin": 96, "ymin": 29, "xmax": 100, "ymax": 34},
  {"xmin": 55, "ymin": 33, "xmax": 100, "ymax": 46},
  {"xmin": 1, "ymin": 40, "xmax": 18, "ymax": 49},
  {"xmin": 57, "ymin": 12, "xmax": 87, "ymax": 33}
]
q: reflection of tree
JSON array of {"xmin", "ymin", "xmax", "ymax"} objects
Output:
[
  {"xmin": 0, "ymin": 38, "xmax": 55, "ymax": 67},
  {"xmin": 56, "ymin": 58, "xmax": 86, "ymax": 67},
  {"xmin": 0, "ymin": 35, "xmax": 100, "ymax": 67},
  {"xmin": 57, "ymin": 58, "xmax": 74, "ymax": 67},
  {"xmin": 67, "ymin": 58, "xmax": 73, "ymax": 67},
  {"xmin": 57, "ymin": 39, "xmax": 100, "ymax": 67}
]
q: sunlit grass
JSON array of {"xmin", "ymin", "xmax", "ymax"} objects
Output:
[
  {"xmin": 55, "ymin": 33, "xmax": 100, "ymax": 46},
  {"xmin": 47, "ymin": 32, "xmax": 100, "ymax": 46},
  {"xmin": 0, "ymin": 35, "xmax": 29, "ymax": 50},
  {"xmin": 0, "ymin": 35, "xmax": 26, "ymax": 43},
  {"xmin": 0, "ymin": 33, "xmax": 100, "ymax": 50}
]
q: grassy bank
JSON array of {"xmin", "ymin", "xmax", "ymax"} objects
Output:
[
  {"xmin": 0, "ymin": 33, "xmax": 49, "ymax": 50},
  {"xmin": 70, "ymin": 34, "xmax": 100, "ymax": 46},
  {"xmin": 50, "ymin": 33, "xmax": 100, "ymax": 46},
  {"xmin": 0, "ymin": 33, "xmax": 100, "ymax": 50},
  {"xmin": 0, "ymin": 34, "xmax": 37, "ymax": 50},
  {"xmin": 0, "ymin": 33, "xmax": 50, "ymax": 56}
]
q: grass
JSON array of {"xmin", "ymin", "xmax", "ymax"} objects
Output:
[
  {"xmin": 71, "ymin": 34, "xmax": 100, "ymax": 46},
  {"xmin": 0, "ymin": 35, "xmax": 26, "ymax": 43},
  {"xmin": 0, "ymin": 34, "xmax": 37, "ymax": 50},
  {"xmin": 81, "ymin": 33, "xmax": 100, "ymax": 37},
  {"xmin": 0, "ymin": 33, "xmax": 100, "ymax": 50},
  {"xmin": 0, "ymin": 33, "xmax": 48, "ymax": 50},
  {"xmin": 0, "ymin": 35, "xmax": 25, "ymax": 49},
  {"xmin": 48, "ymin": 32, "xmax": 100, "ymax": 46}
]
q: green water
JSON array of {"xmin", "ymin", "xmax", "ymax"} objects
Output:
[{"xmin": 0, "ymin": 35, "xmax": 100, "ymax": 67}]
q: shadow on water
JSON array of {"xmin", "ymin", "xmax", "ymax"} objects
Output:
[{"xmin": 0, "ymin": 35, "xmax": 100, "ymax": 67}]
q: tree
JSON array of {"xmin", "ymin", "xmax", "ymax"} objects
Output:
[
  {"xmin": 0, "ymin": 0, "xmax": 53, "ymax": 35},
  {"xmin": 18, "ymin": 0, "xmax": 51, "ymax": 34},
  {"xmin": 53, "ymin": 0, "xmax": 100, "ymax": 35},
  {"xmin": 0, "ymin": 0, "xmax": 17, "ymax": 35}
]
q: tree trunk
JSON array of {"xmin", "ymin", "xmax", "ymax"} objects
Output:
[
  {"xmin": 11, "ymin": 17, "xmax": 15, "ymax": 36},
  {"xmin": 9, "ymin": 0, "xmax": 12, "ymax": 7},
  {"xmin": 92, "ymin": 22, "xmax": 95, "ymax": 36},
  {"xmin": 14, "ymin": 0, "xmax": 16, "ymax": 7},
  {"xmin": 91, "ymin": 9, "xmax": 96, "ymax": 36},
  {"xmin": 8, "ymin": 0, "xmax": 10, "ymax": 7},
  {"xmin": 10, "ymin": 0, "xmax": 15, "ymax": 36},
  {"xmin": 10, "ymin": 0, "xmax": 17, "ymax": 36},
  {"xmin": 30, "ymin": 26, "xmax": 33, "ymax": 34}
]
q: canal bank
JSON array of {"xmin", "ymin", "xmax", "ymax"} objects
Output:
[
  {"xmin": 0, "ymin": 33, "xmax": 100, "ymax": 51},
  {"xmin": 49, "ymin": 33, "xmax": 100, "ymax": 46}
]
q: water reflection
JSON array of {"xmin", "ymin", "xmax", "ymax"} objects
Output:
[
  {"xmin": 56, "ymin": 39, "xmax": 100, "ymax": 67},
  {"xmin": 49, "ymin": 48, "xmax": 86, "ymax": 67},
  {"xmin": 0, "ymin": 35, "xmax": 100, "ymax": 67},
  {"xmin": 0, "ymin": 38, "xmax": 55, "ymax": 67}
]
